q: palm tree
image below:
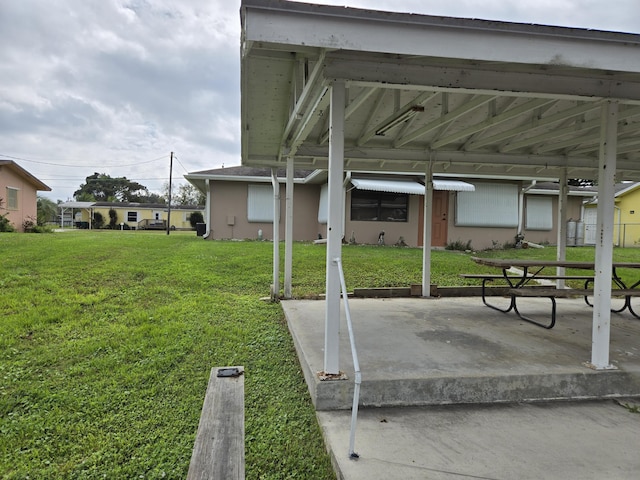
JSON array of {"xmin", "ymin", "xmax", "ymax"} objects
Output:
[{"xmin": 37, "ymin": 196, "xmax": 58, "ymax": 226}]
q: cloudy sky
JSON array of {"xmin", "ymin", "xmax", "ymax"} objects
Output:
[{"xmin": 2, "ymin": 0, "xmax": 640, "ymax": 201}]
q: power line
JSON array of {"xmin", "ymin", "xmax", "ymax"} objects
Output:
[
  {"xmin": 0, "ymin": 153, "xmax": 169, "ymax": 168},
  {"xmin": 173, "ymin": 155, "xmax": 190, "ymax": 175}
]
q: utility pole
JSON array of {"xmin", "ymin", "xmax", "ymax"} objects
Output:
[{"xmin": 167, "ymin": 151, "xmax": 173, "ymax": 235}]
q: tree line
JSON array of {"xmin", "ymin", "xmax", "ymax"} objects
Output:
[{"xmin": 73, "ymin": 173, "xmax": 205, "ymax": 205}]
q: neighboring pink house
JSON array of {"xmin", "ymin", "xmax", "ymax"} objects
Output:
[
  {"xmin": 0, "ymin": 160, "xmax": 51, "ymax": 232},
  {"xmin": 185, "ymin": 166, "xmax": 595, "ymax": 250}
]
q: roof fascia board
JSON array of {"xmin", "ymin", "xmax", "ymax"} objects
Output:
[
  {"xmin": 185, "ymin": 173, "xmax": 307, "ymax": 184},
  {"xmin": 612, "ymin": 181, "xmax": 640, "ymax": 197},
  {"xmin": 242, "ymin": 0, "xmax": 640, "ymax": 74},
  {"xmin": 303, "ymin": 169, "xmax": 327, "ymax": 184},
  {"xmin": 0, "ymin": 160, "xmax": 51, "ymax": 191}
]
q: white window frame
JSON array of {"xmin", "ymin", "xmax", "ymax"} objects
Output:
[
  {"xmin": 456, "ymin": 182, "xmax": 518, "ymax": 227},
  {"xmin": 6, "ymin": 187, "xmax": 18, "ymax": 210},
  {"xmin": 127, "ymin": 211, "xmax": 138, "ymax": 222},
  {"xmin": 247, "ymin": 184, "xmax": 274, "ymax": 222},
  {"xmin": 525, "ymin": 196, "xmax": 553, "ymax": 231}
]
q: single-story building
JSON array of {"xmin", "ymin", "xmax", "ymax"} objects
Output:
[
  {"xmin": 0, "ymin": 160, "xmax": 51, "ymax": 232},
  {"xmin": 186, "ymin": 166, "xmax": 596, "ymax": 250},
  {"xmin": 584, "ymin": 182, "xmax": 640, "ymax": 247},
  {"xmin": 59, "ymin": 201, "xmax": 204, "ymax": 231}
]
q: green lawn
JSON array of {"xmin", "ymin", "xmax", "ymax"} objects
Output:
[
  {"xmin": 0, "ymin": 231, "xmax": 633, "ymax": 478},
  {"xmin": 1, "ymin": 231, "xmax": 335, "ymax": 479}
]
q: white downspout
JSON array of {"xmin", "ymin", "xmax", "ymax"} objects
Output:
[
  {"xmin": 204, "ymin": 179, "xmax": 211, "ymax": 238},
  {"xmin": 271, "ymin": 168, "xmax": 281, "ymax": 301},
  {"xmin": 556, "ymin": 170, "xmax": 568, "ymax": 289},
  {"xmin": 518, "ymin": 180, "xmax": 536, "ymax": 237}
]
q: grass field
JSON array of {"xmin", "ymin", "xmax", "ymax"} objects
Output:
[
  {"xmin": 0, "ymin": 230, "xmax": 632, "ymax": 478},
  {"xmin": 1, "ymin": 231, "xmax": 336, "ymax": 479}
]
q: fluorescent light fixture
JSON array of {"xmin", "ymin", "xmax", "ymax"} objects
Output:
[{"xmin": 375, "ymin": 105, "xmax": 424, "ymax": 136}]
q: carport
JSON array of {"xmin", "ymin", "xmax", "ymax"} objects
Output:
[{"xmin": 240, "ymin": 0, "xmax": 640, "ymax": 372}]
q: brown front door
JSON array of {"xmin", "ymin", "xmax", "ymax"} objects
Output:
[{"xmin": 418, "ymin": 191, "xmax": 449, "ymax": 247}]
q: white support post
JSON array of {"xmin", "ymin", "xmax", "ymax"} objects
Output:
[
  {"xmin": 421, "ymin": 159, "xmax": 434, "ymax": 298},
  {"xmin": 324, "ymin": 80, "xmax": 346, "ymax": 375},
  {"xmin": 556, "ymin": 168, "xmax": 568, "ymax": 289},
  {"xmin": 590, "ymin": 101, "xmax": 618, "ymax": 370},
  {"xmin": 271, "ymin": 168, "xmax": 281, "ymax": 301},
  {"xmin": 284, "ymin": 157, "xmax": 294, "ymax": 299},
  {"xmin": 205, "ymin": 179, "xmax": 211, "ymax": 238}
]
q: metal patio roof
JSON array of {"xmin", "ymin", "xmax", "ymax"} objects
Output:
[
  {"xmin": 240, "ymin": 0, "xmax": 640, "ymax": 181},
  {"xmin": 350, "ymin": 178, "xmax": 474, "ymax": 194}
]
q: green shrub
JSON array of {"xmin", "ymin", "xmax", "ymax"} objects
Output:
[
  {"xmin": 108, "ymin": 208, "xmax": 118, "ymax": 229},
  {"xmin": 445, "ymin": 239, "xmax": 472, "ymax": 251},
  {"xmin": 93, "ymin": 211, "xmax": 105, "ymax": 229},
  {"xmin": 189, "ymin": 211, "xmax": 204, "ymax": 229},
  {"xmin": 0, "ymin": 215, "xmax": 14, "ymax": 232}
]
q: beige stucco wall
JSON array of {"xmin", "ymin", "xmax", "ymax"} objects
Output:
[
  {"xmin": 0, "ymin": 166, "xmax": 38, "ymax": 232},
  {"xmin": 447, "ymin": 193, "xmax": 585, "ymax": 251},
  {"xmin": 205, "ymin": 178, "xmax": 588, "ymax": 250},
  {"xmin": 207, "ymin": 181, "xmax": 325, "ymax": 241}
]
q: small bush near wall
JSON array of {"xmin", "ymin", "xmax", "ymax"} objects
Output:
[
  {"xmin": 93, "ymin": 212, "xmax": 105, "ymax": 229},
  {"xmin": 22, "ymin": 217, "xmax": 53, "ymax": 233},
  {"xmin": 0, "ymin": 216, "xmax": 15, "ymax": 232},
  {"xmin": 108, "ymin": 209, "xmax": 118, "ymax": 229},
  {"xmin": 189, "ymin": 211, "xmax": 204, "ymax": 229},
  {"xmin": 445, "ymin": 239, "xmax": 473, "ymax": 251},
  {"xmin": 0, "ymin": 198, "xmax": 14, "ymax": 232}
]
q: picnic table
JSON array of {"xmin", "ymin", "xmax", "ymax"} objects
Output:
[{"xmin": 463, "ymin": 257, "xmax": 640, "ymax": 328}]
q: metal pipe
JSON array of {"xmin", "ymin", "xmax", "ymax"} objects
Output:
[{"xmin": 334, "ymin": 257, "xmax": 361, "ymax": 459}]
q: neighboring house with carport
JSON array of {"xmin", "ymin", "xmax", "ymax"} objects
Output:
[
  {"xmin": 584, "ymin": 182, "xmax": 640, "ymax": 247},
  {"xmin": 59, "ymin": 201, "xmax": 203, "ymax": 230},
  {"xmin": 0, "ymin": 160, "xmax": 51, "ymax": 232},
  {"xmin": 186, "ymin": 166, "xmax": 596, "ymax": 250}
]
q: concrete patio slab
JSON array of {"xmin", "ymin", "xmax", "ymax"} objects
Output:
[
  {"xmin": 282, "ymin": 297, "xmax": 640, "ymax": 480},
  {"xmin": 282, "ymin": 297, "xmax": 640, "ymax": 409}
]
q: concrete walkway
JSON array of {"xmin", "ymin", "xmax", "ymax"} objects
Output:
[
  {"xmin": 318, "ymin": 400, "xmax": 640, "ymax": 480},
  {"xmin": 282, "ymin": 297, "xmax": 640, "ymax": 479}
]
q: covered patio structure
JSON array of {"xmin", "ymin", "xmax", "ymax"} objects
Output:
[{"xmin": 240, "ymin": 0, "xmax": 640, "ymax": 374}]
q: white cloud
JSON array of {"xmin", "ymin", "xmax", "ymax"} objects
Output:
[{"xmin": 1, "ymin": 0, "xmax": 638, "ymax": 201}]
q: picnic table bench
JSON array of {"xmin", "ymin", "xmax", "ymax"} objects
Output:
[{"xmin": 464, "ymin": 258, "xmax": 640, "ymax": 329}]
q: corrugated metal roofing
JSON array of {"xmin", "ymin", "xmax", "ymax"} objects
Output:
[
  {"xmin": 433, "ymin": 179, "xmax": 476, "ymax": 192},
  {"xmin": 350, "ymin": 178, "xmax": 474, "ymax": 194},
  {"xmin": 59, "ymin": 201, "xmax": 95, "ymax": 208}
]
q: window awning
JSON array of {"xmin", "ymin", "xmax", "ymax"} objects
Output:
[
  {"xmin": 351, "ymin": 178, "xmax": 475, "ymax": 194},
  {"xmin": 433, "ymin": 179, "xmax": 475, "ymax": 192}
]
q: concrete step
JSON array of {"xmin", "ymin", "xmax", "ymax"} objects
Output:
[{"xmin": 282, "ymin": 297, "xmax": 640, "ymax": 411}]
